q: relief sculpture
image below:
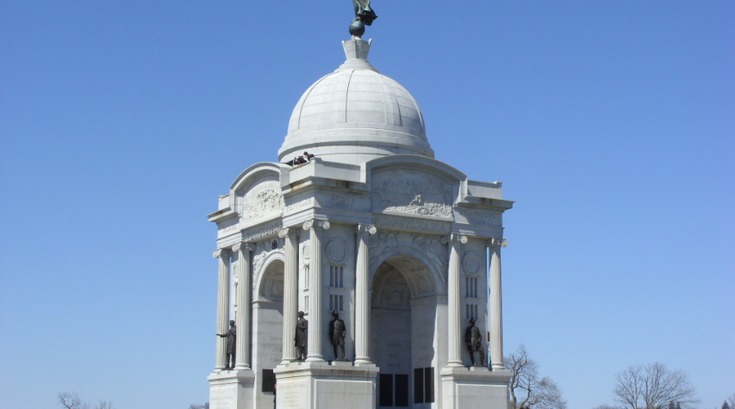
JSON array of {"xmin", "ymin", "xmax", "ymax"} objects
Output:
[
  {"xmin": 241, "ymin": 182, "xmax": 284, "ymax": 222},
  {"xmin": 371, "ymin": 170, "xmax": 454, "ymax": 218},
  {"xmin": 412, "ymin": 235, "xmax": 447, "ymax": 280},
  {"xmin": 368, "ymin": 231, "xmax": 398, "ymax": 265}
]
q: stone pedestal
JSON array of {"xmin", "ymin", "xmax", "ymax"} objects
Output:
[
  {"xmin": 440, "ymin": 366, "xmax": 512, "ymax": 409},
  {"xmin": 208, "ymin": 369, "xmax": 256, "ymax": 409},
  {"xmin": 274, "ymin": 361, "xmax": 379, "ymax": 409}
]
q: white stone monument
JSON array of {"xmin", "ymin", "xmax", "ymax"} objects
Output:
[{"xmin": 207, "ymin": 37, "xmax": 513, "ymax": 409}]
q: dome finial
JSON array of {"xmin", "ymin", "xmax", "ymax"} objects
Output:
[{"xmin": 350, "ymin": 0, "xmax": 377, "ymax": 38}]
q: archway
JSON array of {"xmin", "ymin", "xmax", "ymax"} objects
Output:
[
  {"xmin": 252, "ymin": 258, "xmax": 284, "ymax": 408},
  {"xmin": 371, "ymin": 255, "xmax": 439, "ymax": 408}
]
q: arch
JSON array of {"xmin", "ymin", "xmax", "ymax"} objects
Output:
[
  {"xmin": 253, "ymin": 253, "xmax": 285, "ymax": 303},
  {"xmin": 371, "ymin": 254, "xmax": 440, "ymax": 408},
  {"xmin": 369, "ymin": 246, "xmax": 445, "ymax": 297}
]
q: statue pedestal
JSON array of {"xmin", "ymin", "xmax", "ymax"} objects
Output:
[
  {"xmin": 440, "ymin": 366, "xmax": 512, "ymax": 409},
  {"xmin": 274, "ymin": 361, "xmax": 379, "ymax": 409},
  {"xmin": 208, "ymin": 369, "xmax": 256, "ymax": 409}
]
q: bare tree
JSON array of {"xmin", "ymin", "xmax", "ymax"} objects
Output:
[
  {"xmin": 506, "ymin": 345, "xmax": 567, "ymax": 409},
  {"xmin": 58, "ymin": 392, "xmax": 114, "ymax": 409},
  {"xmin": 613, "ymin": 363, "xmax": 699, "ymax": 409},
  {"xmin": 58, "ymin": 393, "xmax": 89, "ymax": 409}
]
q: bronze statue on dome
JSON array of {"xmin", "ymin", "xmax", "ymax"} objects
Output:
[{"xmin": 350, "ymin": 0, "xmax": 377, "ymax": 38}]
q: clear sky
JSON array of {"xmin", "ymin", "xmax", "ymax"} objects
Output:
[{"xmin": 1, "ymin": 1, "xmax": 733, "ymax": 409}]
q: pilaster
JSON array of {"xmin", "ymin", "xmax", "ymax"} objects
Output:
[
  {"xmin": 354, "ymin": 224, "xmax": 377, "ymax": 365},
  {"xmin": 489, "ymin": 237, "xmax": 507, "ymax": 370},
  {"xmin": 447, "ymin": 234, "xmax": 468, "ymax": 368},
  {"xmin": 213, "ymin": 248, "xmax": 231, "ymax": 371},
  {"xmin": 304, "ymin": 219, "xmax": 330, "ymax": 362},
  {"xmin": 279, "ymin": 227, "xmax": 300, "ymax": 363}
]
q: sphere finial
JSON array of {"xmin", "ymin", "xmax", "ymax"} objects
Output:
[{"xmin": 350, "ymin": 0, "xmax": 377, "ymax": 38}]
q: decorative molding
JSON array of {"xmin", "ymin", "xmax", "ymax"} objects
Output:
[{"xmin": 241, "ymin": 220, "xmax": 283, "ymax": 243}]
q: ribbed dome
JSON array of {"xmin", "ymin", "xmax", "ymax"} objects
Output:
[{"xmin": 278, "ymin": 39, "xmax": 434, "ymax": 164}]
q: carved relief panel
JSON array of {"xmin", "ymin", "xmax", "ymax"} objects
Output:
[
  {"xmin": 371, "ymin": 169, "xmax": 456, "ymax": 218},
  {"xmin": 238, "ymin": 179, "xmax": 284, "ymax": 226}
]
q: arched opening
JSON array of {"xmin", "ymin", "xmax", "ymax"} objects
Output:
[
  {"xmin": 252, "ymin": 259, "xmax": 284, "ymax": 408},
  {"xmin": 371, "ymin": 255, "xmax": 438, "ymax": 409}
]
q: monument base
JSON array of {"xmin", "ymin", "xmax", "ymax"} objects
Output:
[
  {"xmin": 441, "ymin": 366, "xmax": 512, "ymax": 409},
  {"xmin": 208, "ymin": 369, "xmax": 256, "ymax": 409},
  {"xmin": 274, "ymin": 361, "xmax": 379, "ymax": 409}
]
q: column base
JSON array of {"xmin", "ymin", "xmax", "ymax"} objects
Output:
[
  {"xmin": 274, "ymin": 361, "xmax": 379, "ymax": 409},
  {"xmin": 208, "ymin": 369, "xmax": 256, "ymax": 409},
  {"xmin": 440, "ymin": 366, "xmax": 512, "ymax": 409}
]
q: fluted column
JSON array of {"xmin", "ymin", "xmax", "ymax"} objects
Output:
[
  {"xmin": 279, "ymin": 227, "xmax": 299, "ymax": 364},
  {"xmin": 213, "ymin": 248, "xmax": 231, "ymax": 371},
  {"xmin": 355, "ymin": 224, "xmax": 377, "ymax": 365},
  {"xmin": 305, "ymin": 219, "xmax": 330, "ymax": 362},
  {"xmin": 447, "ymin": 234, "xmax": 467, "ymax": 367},
  {"xmin": 489, "ymin": 237, "xmax": 507, "ymax": 370},
  {"xmin": 233, "ymin": 242, "xmax": 254, "ymax": 370}
]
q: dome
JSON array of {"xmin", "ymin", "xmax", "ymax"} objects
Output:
[{"xmin": 278, "ymin": 39, "xmax": 434, "ymax": 164}]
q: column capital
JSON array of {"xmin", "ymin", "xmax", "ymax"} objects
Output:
[
  {"xmin": 278, "ymin": 227, "xmax": 300, "ymax": 239},
  {"xmin": 231, "ymin": 242, "xmax": 255, "ymax": 253},
  {"xmin": 213, "ymin": 248, "xmax": 231, "ymax": 259},
  {"xmin": 489, "ymin": 237, "xmax": 508, "ymax": 248},
  {"xmin": 303, "ymin": 219, "xmax": 330, "ymax": 231},
  {"xmin": 357, "ymin": 224, "xmax": 377, "ymax": 235},
  {"xmin": 448, "ymin": 234, "xmax": 468, "ymax": 244}
]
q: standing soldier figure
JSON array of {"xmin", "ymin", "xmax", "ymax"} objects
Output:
[
  {"xmin": 328, "ymin": 310, "xmax": 347, "ymax": 361},
  {"xmin": 217, "ymin": 320, "xmax": 237, "ymax": 369},
  {"xmin": 465, "ymin": 318, "xmax": 485, "ymax": 366}
]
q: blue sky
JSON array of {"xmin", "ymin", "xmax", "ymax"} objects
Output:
[{"xmin": 1, "ymin": 1, "xmax": 733, "ymax": 409}]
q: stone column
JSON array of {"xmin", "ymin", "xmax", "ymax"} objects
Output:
[
  {"xmin": 213, "ymin": 248, "xmax": 231, "ymax": 371},
  {"xmin": 489, "ymin": 238, "xmax": 507, "ymax": 370},
  {"xmin": 304, "ymin": 219, "xmax": 330, "ymax": 362},
  {"xmin": 447, "ymin": 234, "xmax": 467, "ymax": 367},
  {"xmin": 279, "ymin": 227, "xmax": 299, "ymax": 364},
  {"xmin": 355, "ymin": 224, "xmax": 377, "ymax": 365},
  {"xmin": 233, "ymin": 242, "xmax": 254, "ymax": 370}
]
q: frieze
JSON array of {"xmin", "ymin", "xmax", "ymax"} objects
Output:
[
  {"xmin": 241, "ymin": 220, "xmax": 283, "ymax": 243},
  {"xmin": 372, "ymin": 170, "xmax": 454, "ymax": 218},
  {"xmin": 373, "ymin": 215, "xmax": 449, "ymax": 235}
]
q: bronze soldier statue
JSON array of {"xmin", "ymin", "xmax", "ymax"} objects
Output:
[
  {"xmin": 295, "ymin": 311, "xmax": 308, "ymax": 360},
  {"xmin": 464, "ymin": 318, "xmax": 485, "ymax": 366},
  {"xmin": 328, "ymin": 310, "xmax": 347, "ymax": 361},
  {"xmin": 217, "ymin": 319, "xmax": 237, "ymax": 369}
]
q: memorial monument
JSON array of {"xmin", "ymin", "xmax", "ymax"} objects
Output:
[{"xmin": 207, "ymin": 4, "xmax": 513, "ymax": 408}]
